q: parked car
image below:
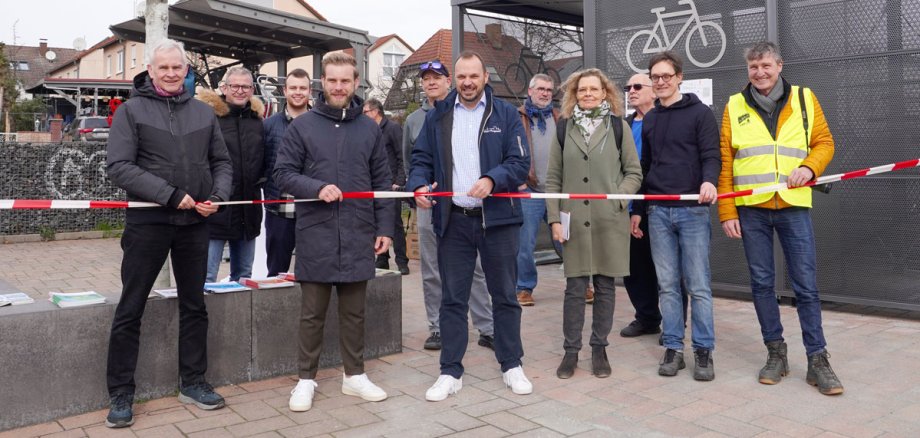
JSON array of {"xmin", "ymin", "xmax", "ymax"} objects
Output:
[{"xmin": 64, "ymin": 117, "xmax": 110, "ymax": 142}]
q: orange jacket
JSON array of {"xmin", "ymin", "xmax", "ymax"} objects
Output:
[{"xmin": 718, "ymin": 82, "xmax": 834, "ymax": 223}]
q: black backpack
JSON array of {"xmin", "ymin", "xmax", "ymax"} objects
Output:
[{"xmin": 556, "ymin": 115, "xmax": 623, "ymax": 152}]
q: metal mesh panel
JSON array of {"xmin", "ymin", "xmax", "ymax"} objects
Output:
[
  {"xmin": 597, "ymin": 0, "xmax": 766, "ymax": 81},
  {"xmin": 0, "ymin": 142, "xmax": 125, "ymax": 236},
  {"xmin": 596, "ymin": 0, "xmax": 920, "ymax": 309}
]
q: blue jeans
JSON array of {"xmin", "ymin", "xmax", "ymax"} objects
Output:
[
  {"xmin": 438, "ymin": 211, "xmax": 523, "ymax": 378},
  {"xmin": 738, "ymin": 207, "xmax": 826, "ymax": 355},
  {"xmin": 206, "ymin": 238, "xmax": 256, "ymax": 282},
  {"xmin": 515, "ymin": 190, "xmax": 559, "ymax": 292},
  {"xmin": 648, "ymin": 205, "xmax": 715, "ymax": 351}
]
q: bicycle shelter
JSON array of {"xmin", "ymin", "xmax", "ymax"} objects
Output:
[
  {"xmin": 448, "ymin": 0, "xmax": 920, "ymax": 312},
  {"xmin": 109, "ymin": 0, "xmax": 372, "ymax": 93}
]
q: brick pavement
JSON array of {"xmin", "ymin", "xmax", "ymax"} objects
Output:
[{"xmin": 1, "ymin": 238, "xmax": 920, "ymax": 437}]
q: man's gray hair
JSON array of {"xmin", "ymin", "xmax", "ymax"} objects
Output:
[
  {"xmin": 221, "ymin": 66, "xmax": 254, "ymax": 84},
  {"xmin": 744, "ymin": 41, "xmax": 783, "ymax": 63},
  {"xmin": 529, "ymin": 73, "xmax": 554, "ymax": 89},
  {"xmin": 145, "ymin": 39, "xmax": 188, "ymax": 66}
]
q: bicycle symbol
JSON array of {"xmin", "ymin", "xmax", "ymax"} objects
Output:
[
  {"xmin": 503, "ymin": 47, "xmax": 562, "ymax": 98},
  {"xmin": 625, "ymin": 0, "xmax": 726, "ymax": 73}
]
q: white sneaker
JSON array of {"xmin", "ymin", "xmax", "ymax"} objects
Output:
[
  {"xmin": 289, "ymin": 379, "xmax": 318, "ymax": 412},
  {"xmin": 425, "ymin": 375, "xmax": 462, "ymax": 401},
  {"xmin": 502, "ymin": 366, "xmax": 533, "ymax": 395},
  {"xmin": 342, "ymin": 373, "xmax": 388, "ymax": 402}
]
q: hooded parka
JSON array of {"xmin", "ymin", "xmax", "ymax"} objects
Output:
[{"xmin": 273, "ymin": 93, "xmax": 394, "ymax": 283}]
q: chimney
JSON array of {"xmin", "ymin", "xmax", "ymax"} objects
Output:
[
  {"xmin": 485, "ymin": 23, "xmax": 503, "ymax": 50},
  {"xmin": 39, "ymin": 39, "xmax": 48, "ymax": 56}
]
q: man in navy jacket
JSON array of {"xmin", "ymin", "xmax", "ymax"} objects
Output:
[{"xmin": 407, "ymin": 51, "xmax": 532, "ymax": 401}]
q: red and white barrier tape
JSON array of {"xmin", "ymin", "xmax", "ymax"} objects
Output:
[{"xmin": 3, "ymin": 158, "xmax": 919, "ymax": 210}]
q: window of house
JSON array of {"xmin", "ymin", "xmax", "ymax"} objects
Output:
[
  {"xmin": 106, "ymin": 55, "xmax": 112, "ymax": 77},
  {"xmin": 382, "ymin": 52, "xmax": 404, "ymax": 78},
  {"xmin": 487, "ymin": 66, "xmax": 502, "ymax": 82},
  {"xmin": 117, "ymin": 50, "xmax": 124, "ymax": 73},
  {"xmin": 131, "ymin": 45, "xmax": 137, "ymax": 68},
  {"xmin": 10, "ymin": 61, "xmax": 29, "ymax": 71}
]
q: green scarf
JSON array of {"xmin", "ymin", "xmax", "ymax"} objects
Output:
[{"xmin": 573, "ymin": 100, "xmax": 611, "ymax": 142}]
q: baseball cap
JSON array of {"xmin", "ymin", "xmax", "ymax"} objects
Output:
[{"xmin": 419, "ymin": 60, "xmax": 450, "ymax": 77}]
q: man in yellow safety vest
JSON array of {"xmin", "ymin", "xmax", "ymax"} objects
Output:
[{"xmin": 717, "ymin": 41, "xmax": 842, "ymax": 396}]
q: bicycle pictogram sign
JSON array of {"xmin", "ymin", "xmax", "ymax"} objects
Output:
[{"xmin": 625, "ymin": 0, "xmax": 726, "ymax": 73}]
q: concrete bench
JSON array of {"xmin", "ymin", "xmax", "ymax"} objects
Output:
[{"xmin": 0, "ymin": 273, "xmax": 402, "ymax": 431}]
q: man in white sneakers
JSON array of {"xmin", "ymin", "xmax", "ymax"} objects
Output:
[
  {"xmin": 274, "ymin": 52, "xmax": 393, "ymax": 411},
  {"xmin": 408, "ymin": 51, "xmax": 533, "ymax": 401}
]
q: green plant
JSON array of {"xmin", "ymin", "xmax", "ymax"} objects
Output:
[
  {"xmin": 38, "ymin": 226, "xmax": 55, "ymax": 241},
  {"xmin": 95, "ymin": 220, "xmax": 125, "ymax": 238}
]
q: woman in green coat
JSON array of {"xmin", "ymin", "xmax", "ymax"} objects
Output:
[{"xmin": 546, "ymin": 68, "xmax": 643, "ymax": 379}]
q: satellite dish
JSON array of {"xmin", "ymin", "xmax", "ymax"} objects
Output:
[
  {"xmin": 135, "ymin": 0, "xmax": 146, "ymax": 17},
  {"xmin": 45, "ymin": 50, "xmax": 57, "ymax": 62},
  {"xmin": 73, "ymin": 37, "xmax": 87, "ymax": 51}
]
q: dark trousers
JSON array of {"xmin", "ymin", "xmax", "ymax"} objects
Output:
[
  {"xmin": 265, "ymin": 212, "xmax": 296, "ymax": 277},
  {"xmin": 377, "ymin": 200, "xmax": 409, "ymax": 268},
  {"xmin": 107, "ymin": 222, "xmax": 210, "ymax": 396},
  {"xmin": 563, "ymin": 275, "xmax": 616, "ymax": 352},
  {"xmin": 438, "ymin": 211, "xmax": 523, "ymax": 378},
  {"xmin": 623, "ymin": 217, "xmax": 662, "ymax": 327},
  {"xmin": 298, "ymin": 281, "xmax": 368, "ymax": 379}
]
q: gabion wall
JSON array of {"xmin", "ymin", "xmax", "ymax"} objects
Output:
[{"xmin": 0, "ymin": 142, "xmax": 126, "ymax": 235}]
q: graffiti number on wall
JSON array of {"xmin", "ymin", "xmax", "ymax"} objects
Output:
[
  {"xmin": 626, "ymin": 0, "xmax": 726, "ymax": 73},
  {"xmin": 45, "ymin": 148, "xmax": 109, "ymax": 200}
]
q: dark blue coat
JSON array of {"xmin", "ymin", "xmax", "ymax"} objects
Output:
[
  {"xmin": 406, "ymin": 84, "xmax": 530, "ymax": 236},
  {"xmin": 273, "ymin": 94, "xmax": 394, "ymax": 283},
  {"xmin": 262, "ymin": 111, "xmax": 292, "ymax": 212}
]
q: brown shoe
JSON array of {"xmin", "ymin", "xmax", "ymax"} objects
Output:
[
  {"xmin": 516, "ymin": 290, "xmax": 535, "ymax": 306},
  {"xmin": 585, "ymin": 284, "xmax": 595, "ymax": 304}
]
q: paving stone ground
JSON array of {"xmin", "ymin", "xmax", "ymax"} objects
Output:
[{"xmin": 2, "ymin": 238, "xmax": 920, "ymax": 437}]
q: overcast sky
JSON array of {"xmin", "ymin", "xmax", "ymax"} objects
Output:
[{"xmin": 1, "ymin": 0, "xmax": 452, "ymax": 51}]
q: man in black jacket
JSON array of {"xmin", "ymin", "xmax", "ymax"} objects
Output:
[
  {"xmin": 363, "ymin": 97, "xmax": 409, "ymax": 274},
  {"xmin": 635, "ymin": 51, "xmax": 720, "ymax": 381},
  {"xmin": 104, "ymin": 39, "xmax": 232, "ymax": 428},
  {"xmin": 198, "ymin": 67, "xmax": 265, "ymax": 282},
  {"xmin": 274, "ymin": 52, "xmax": 393, "ymax": 412}
]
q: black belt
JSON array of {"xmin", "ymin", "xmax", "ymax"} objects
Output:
[{"xmin": 451, "ymin": 204, "xmax": 482, "ymax": 217}]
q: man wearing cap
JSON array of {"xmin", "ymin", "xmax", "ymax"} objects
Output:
[{"xmin": 402, "ymin": 60, "xmax": 495, "ymax": 352}]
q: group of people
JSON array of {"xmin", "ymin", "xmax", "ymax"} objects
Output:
[{"xmin": 101, "ymin": 36, "xmax": 843, "ymax": 428}]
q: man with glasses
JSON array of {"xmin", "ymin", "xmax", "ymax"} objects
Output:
[
  {"xmin": 263, "ymin": 68, "xmax": 312, "ymax": 277},
  {"xmin": 514, "ymin": 73, "xmax": 562, "ymax": 307},
  {"xmin": 633, "ymin": 51, "xmax": 720, "ymax": 381},
  {"xmin": 718, "ymin": 41, "xmax": 841, "ymax": 395},
  {"xmin": 364, "ymin": 97, "xmax": 409, "ymax": 275},
  {"xmin": 402, "ymin": 60, "xmax": 495, "ymax": 352},
  {"xmin": 199, "ymin": 66, "xmax": 265, "ymax": 283}
]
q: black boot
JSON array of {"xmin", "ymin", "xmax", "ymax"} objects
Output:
[
  {"xmin": 591, "ymin": 347, "xmax": 611, "ymax": 378},
  {"xmin": 807, "ymin": 351, "xmax": 844, "ymax": 395},
  {"xmin": 759, "ymin": 341, "xmax": 789, "ymax": 385},
  {"xmin": 556, "ymin": 352, "xmax": 578, "ymax": 379}
]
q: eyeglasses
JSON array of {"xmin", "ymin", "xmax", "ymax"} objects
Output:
[
  {"xmin": 649, "ymin": 74, "xmax": 675, "ymax": 83},
  {"xmin": 533, "ymin": 87, "xmax": 553, "ymax": 94},
  {"xmin": 363, "ymin": 109, "xmax": 375, "ymax": 115},
  {"xmin": 623, "ymin": 84, "xmax": 653, "ymax": 92},
  {"xmin": 226, "ymin": 84, "xmax": 253, "ymax": 92}
]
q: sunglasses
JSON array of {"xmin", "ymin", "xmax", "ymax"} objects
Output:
[
  {"xmin": 419, "ymin": 61, "xmax": 444, "ymax": 71},
  {"xmin": 623, "ymin": 84, "xmax": 652, "ymax": 92}
]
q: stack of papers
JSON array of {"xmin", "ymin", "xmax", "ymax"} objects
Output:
[
  {"xmin": 152, "ymin": 288, "xmax": 178, "ymax": 299},
  {"xmin": 0, "ymin": 292, "xmax": 35, "ymax": 306},
  {"xmin": 49, "ymin": 291, "xmax": 106, "ymax": 308},
  {"xmin": 241, "ymin": 278, "xmax": 296, "ymax": 289},
  {"xmin": 204, "ymin": 282, "xmax": 251, "ymax": 294}
]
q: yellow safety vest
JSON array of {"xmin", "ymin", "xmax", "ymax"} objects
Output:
[{"xmin": 727, "ymin": 86, "xmax": 814, "ymax": 207}]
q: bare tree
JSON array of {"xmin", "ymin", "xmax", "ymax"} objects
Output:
[{"xmin": 502, "ymin": 18, "xmax": 584, "ymax": 61}]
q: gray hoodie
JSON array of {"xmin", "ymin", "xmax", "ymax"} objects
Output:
[{"xmin": 401, "ymin": 99, "xmax": 434, "ymax": 176}]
